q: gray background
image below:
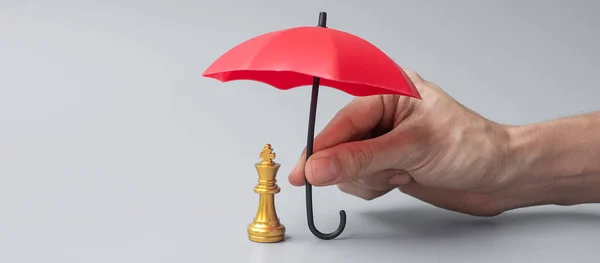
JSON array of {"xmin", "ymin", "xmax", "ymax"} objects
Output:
[{"xmin": 1, "ymin": 0, "xmax": 600, "ymax": 262}]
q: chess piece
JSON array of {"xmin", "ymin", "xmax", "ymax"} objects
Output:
[{"xmin": 247, "ymin": 144, "xmax": 286, "ymax": 243}]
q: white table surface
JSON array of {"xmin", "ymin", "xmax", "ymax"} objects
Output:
[{"xmin": 2, "ymin": 0, "xmax": 600, "ymax": 262}]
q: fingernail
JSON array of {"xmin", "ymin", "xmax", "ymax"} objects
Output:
[{"xmin": 310, "ymin": 157, "xmax": 338, "ymax": 184}]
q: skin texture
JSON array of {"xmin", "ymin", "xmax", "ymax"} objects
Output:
[{"xmin": 288, "ymin": 69, "xmax": 600, "ymax": 216}]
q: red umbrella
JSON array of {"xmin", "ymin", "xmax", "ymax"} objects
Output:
[{"xmin": 203, "ymin": 12, "xmax": 421, "ymax": 240}]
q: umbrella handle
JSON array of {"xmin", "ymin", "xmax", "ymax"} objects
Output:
[
  {"xmin": 304, "ymin": 73, "xmax": 347, "ymax": 240},
  {"xmin": 305, "ymin": 180, "xmax": 347, "ymax": 240}
]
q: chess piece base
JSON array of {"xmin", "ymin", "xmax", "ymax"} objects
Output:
[{"xmin": 247, "ymin": 223, "xmax": 285, "ymax": 243}]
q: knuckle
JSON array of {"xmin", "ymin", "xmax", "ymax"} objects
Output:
[
  {"xmin": 345, "ymin": 143, "xmax": 374, "ymax": 175},
  {"xmin": 402, "ymin": 68, "xmax": 421, "ymax": 80}
]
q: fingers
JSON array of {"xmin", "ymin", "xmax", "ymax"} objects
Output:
[
  {"xmin": 356, "ymin": 169, "xmax": 410, "ymax": 191},
  {"xmin": 337, "ymin": 182, "xmax": 390, "ymax": 200},
  {"xmin": 288, "ymin": 164, "xmax": 308, "ymax": 186},
  {"xmin": 398, "ymin": 183, "xmax": 463, "ymax": 210},
  {"xmin": 288, "ymin": 96, "xmax": 385, "ymax": 186},
  {"xmin": 302, "ymin": 132, "xmax": 404, "ymax": 186},
  {"xmin": 288, "ymin": 68, "xmax": 427, "ymax": 187},
  {"xmin": 388, "ymin": 173, "xmax": 412, "ymax": 185},
  {"xmin": 336, "ymin": 170, "xmax": 411, "ymax": 200}
]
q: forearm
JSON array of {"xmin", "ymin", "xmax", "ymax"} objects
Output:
[{"xmin": 504, "ymin": 111, "xmax": 600, "ymax": 209}]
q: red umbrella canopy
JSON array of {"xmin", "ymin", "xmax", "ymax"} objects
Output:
[{"xmin": 203, "ymin": 26, "xmax": 421, "ymax": 99}]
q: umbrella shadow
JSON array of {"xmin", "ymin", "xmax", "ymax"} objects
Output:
[{"xmin": 346, "ymin": 206, "xmax": 600, "ymax": 241}]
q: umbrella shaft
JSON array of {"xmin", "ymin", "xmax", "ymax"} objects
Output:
[
  {"xmin": 306, "ymin": 76, "xmax": 320, "ymax": 160},
  {"xmin": 306, "ymin": 11, "xmax": 327, "ymax": 161},
  {"xmin": 305, "ymin": 76, "xmax": 319, "ymax": 228}
]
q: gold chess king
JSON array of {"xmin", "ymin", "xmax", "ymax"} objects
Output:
[{"xmin": 247, "ymin": 144, "xmax": 286, "ymax": 243}]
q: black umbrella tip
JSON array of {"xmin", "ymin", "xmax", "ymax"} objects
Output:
[{"xmin": 318, "ymin": 12, "xmax": 327, "ymax": 27}]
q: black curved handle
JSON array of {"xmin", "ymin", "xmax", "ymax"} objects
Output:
[
  {"xmin": 303, "ymin": 12, "xmax": 347, "ymax": 239},
  {"xmin": 305, "ymin": 179, "xmax": 347, "ymax": 240}
]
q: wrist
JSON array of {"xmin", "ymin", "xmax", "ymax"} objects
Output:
[{"xmin": 498, "ymin": 114, "xmax": 600, "ymax": 210}]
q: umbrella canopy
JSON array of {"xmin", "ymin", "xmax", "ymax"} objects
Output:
[
  {"xmin": 203, "ymin": 12, "xmax": 421, "ymax": 240},
  {"xmin": 202, "ymin": 26, "xmax": 420, "ymax": 99}
]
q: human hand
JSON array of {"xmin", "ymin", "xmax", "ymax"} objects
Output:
[{"xmin": 288, "ymin": 69, "xmax": 521, "ymax": 216}]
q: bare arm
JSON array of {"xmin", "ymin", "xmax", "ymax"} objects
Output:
[{"xmin": 505, "ymin": 111, "xmax": 600, "ymax": 209}]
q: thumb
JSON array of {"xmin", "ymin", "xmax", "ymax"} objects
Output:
[{"xmin": 304, "ymin": 133, "xmax": 401, "ymax": 186}]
